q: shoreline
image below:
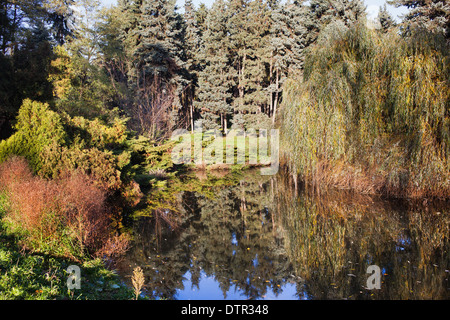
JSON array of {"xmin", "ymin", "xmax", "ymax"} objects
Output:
[{"xmin": 278, "ymin": 161, "xmax": 450, "ymax": 201}]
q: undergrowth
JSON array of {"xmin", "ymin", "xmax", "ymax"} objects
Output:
[{"xmin": 0, "ymin": 192, "xmax": 134, "ymax": 300}]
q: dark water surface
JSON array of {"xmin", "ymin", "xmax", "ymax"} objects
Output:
[{"xmin": 116, "ymin": 170, "xmax": 450, "ymax": 300}]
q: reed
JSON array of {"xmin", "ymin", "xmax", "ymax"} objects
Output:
[{"xmin": 131, "ymin": 266, "xmax": 145, "ymax": 300}]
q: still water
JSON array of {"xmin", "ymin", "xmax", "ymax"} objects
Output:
[{"xmin": 117, "ymin": 170, "xmax": 450, "ymax": 300}]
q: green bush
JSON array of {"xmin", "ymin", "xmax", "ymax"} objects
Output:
[
  {"xmin": 0, "ymin": 99, "xmax": 66, "ymax": 172},
  {"xmin": 0, "ymin": 99, "xmax": 135, "ymax": 195}
]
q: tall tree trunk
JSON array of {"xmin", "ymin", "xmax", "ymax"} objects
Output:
[
  {"xmin": 224, "ymin": 117, "xmax": 227, "ymax": 135},
  {"xmin": 272, "ymin": 68, "xmax": 279, "ymax": 124},
  {"xmin": 269, "ymin": 52, "xmax": 273, "ymax": 118},
  {"xmin": 190, "ymin": 103, "xmax": 194, "ymax": 133},
  {"xmin": 239, "ymin": 50, "xmax": 246, "ymax": 111}
]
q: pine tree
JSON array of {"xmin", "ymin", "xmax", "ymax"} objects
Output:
[
  {"xmin": 116, "ymin": 0, "xmax": 144, "ymax": 78},
  {"xmin": 184, "ymin": 0, "xmax": 201, "ymax": 132},
  {"xmin": 388, "ymin": 0, "xmax": 449, "ymax": 38},
  {"xmin": 377, "ymin": 4, "xmax": 395, "ymax": 32},
  {"xmin": 68, "ymin": 0, "xmax": 102, "ymax": 65},
  {"xmin": 43, "ymin": 0, "xmax": 76, "ymax": 44},
  {"xmin": 46, "ymin": 0, "xmax": 124, "ymax": 120},
  {"xmin": 118, "ymin": 0, "xmax": 189, "ymax": 137},
  {"xmin": 0, "ymin": 1, "xmax": 15, "ymax": 54},
  {"xmin": 194, "ymin": 0, "xmax": 233, "ymax": 132},
  {"xmin": 137, "ymin": 0, "xmax": 185, "ymax": 81},
  {"xmin": 267, "ymin": 0, "xmax": 366, "ymax": 124},
  {"xmin": 118, "ymin": 0, "xmax": 184, "ymax": 89},
  {"xmin": 227, "ymin": 0, "xmax": 272, "ymax": 130},
  {"xmin": 227, "ymin": 0, "xmax": 249, "ymax": 125},
  {"xmin": 0, "ymin": 0, "xmax": 74, "ymax": 138},
  {"xmin": 195, "ymin": 3, "xmax": 209, "ymax": 39},
  {"xmin": 306, "ymin": 0, "xmax": 366, "ymax": 44},
  {"xmin": 269, "ymin": 0, "xmax": 307, "ymax": 124},
  {"xmin": 13, "ymin": 21, "xmax": 54, "ymax": 105},
  {"xmin": 242, "ymin": 0, "xmax": 272, "ymax": 129}
]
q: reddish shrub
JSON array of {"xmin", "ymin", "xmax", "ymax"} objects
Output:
[
  {"xmin": 0, "ymin": 156, "xmax": 34, "ymax": 190},
  {"xmin": 57, "ymin": 171, "xmax": 110, "ymax": 255},
  {"xmin": 0, "ymin": 157, "xmax": 130, "ymax": 260}
]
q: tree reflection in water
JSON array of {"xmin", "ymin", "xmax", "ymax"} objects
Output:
[{"xmin": 117, "ymin": 170, "xmax": 450, "ymax": 300}]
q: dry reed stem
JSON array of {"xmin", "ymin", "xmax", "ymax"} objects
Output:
[{"xmin": 131, "ymin": 266, "xmax": 145, "ymax": 300}]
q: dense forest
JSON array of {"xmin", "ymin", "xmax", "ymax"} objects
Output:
[
  {"xmin": 1, "ymin": 0, "xmax": 363, "ymax": 138},
  {"xmin": 0, "ymin": 0, "xmax": 448, "ymax": 300},
  {"xmin": 1, "ymin": 0, "xmax": 446, "ymax": 139}
]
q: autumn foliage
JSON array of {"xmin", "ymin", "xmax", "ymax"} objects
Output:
[
  {"xmin": 0, "ymin": 157, "xmax": 129, "ymax": 261},
  {"xmin": 280, "ymin": 24, "xmax": 449, "ymax": 198}
]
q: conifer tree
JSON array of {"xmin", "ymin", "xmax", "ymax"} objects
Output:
[
  {"xmin": 136, "ymin": 0, "xmax": 185, "ymax": 82},
  {"xmin": 267, "ymin": 0, "xmax": 365, "ymax": 124},
  {"xmin": 184, "ymin": 0, "xmax": 201, "ymax": 132},
  {"xmin": 194, "ymin": 0, "xmax": 233, "ymax": 132},
  {"xmin": 377, "ymin": 4, "xmax": 395, "ymax": 32},
  {"xmin": 388, "ymin": 0, "xmax": 449, "ymax": 38},
  {"xmin": 48, "ymin": 0, "xmax": 122, "ymax": 120},
  {"xmin": 227, "ymin": 0, "xmax": 249, "ymax": 125},
  {"xmin": 116, "ymin": 0, "xmax": 140, "ymax": 50},
  {"xmin": 227, "ymin": 0, "xmax": 272, "ymax": 129},
  {"xmin": 269, "ymin": 0, "xmax": 306, "ymax": 124},
  {"xmin": 305, "ymin": 0, "xmax": 366, "ymax": 44},
  {"xmin": 118, "ymin": 0, "xmax": 189, "ymax": 136},
  {"xmin": 9, "ymin": 20, "xmax": 54, "ymax": 118},
  {"xmin": 243, "ymin": 0, "xmax": 272, "ymax": 128},
  {"xmin": 195, "ymin": 3, "xmax": 209, "ymax": 39},
  {"xmin": 44, "ymin": 0, "xmax": 76, "ymax": 44},
  {"xmin": 0, "ymin": 0, "xmax": 74, "ymax": 138}
]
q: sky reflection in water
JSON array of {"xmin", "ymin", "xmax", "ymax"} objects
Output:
[{"xmin": 117, "ymin": 171, "xmax": 450, "ymax": 300}]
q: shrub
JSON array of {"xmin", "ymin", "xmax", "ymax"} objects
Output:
[
  {"xmin": 0, "ymin": 99, "xmax": 66, "ymax": 173},
  {"xmin": 39, "ymin": 141, "xmax": 125, "ymax": 191},
  {"xmin": 0, "ymin": 157, "xmax": 129, "ymax": 261},
  {"xmin": 0, "ymin": 99, "xmax": 138, "ymax": 201},
  {"xmin": 0, "ymin": 156, "xmax": 33, "ymax": 190}
]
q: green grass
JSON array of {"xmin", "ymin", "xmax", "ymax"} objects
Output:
[
  {"xmin": 0, "ymin": 192, "xmax": 135, "ymax": 300},
  {"xmin": 172, "ymin": 132, "xmax": 275, "ymax": 167}
]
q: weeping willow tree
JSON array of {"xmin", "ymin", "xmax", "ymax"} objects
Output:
[{"xmin": 279, "ymin": 23, "xmax": 449, "ymax": 198}]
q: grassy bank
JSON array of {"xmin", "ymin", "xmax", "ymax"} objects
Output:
[
  {"xmin": 171, "ymin": 131, "xmax": 277, "ymax": 171},
  {"xmin": 279, "ymin": 24, "xmax": 449, "ymax": 199}
]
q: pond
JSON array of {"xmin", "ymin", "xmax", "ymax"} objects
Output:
[{"xmin": 116, "ymin": 170, "xmax": 450, "ymax": 300}]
